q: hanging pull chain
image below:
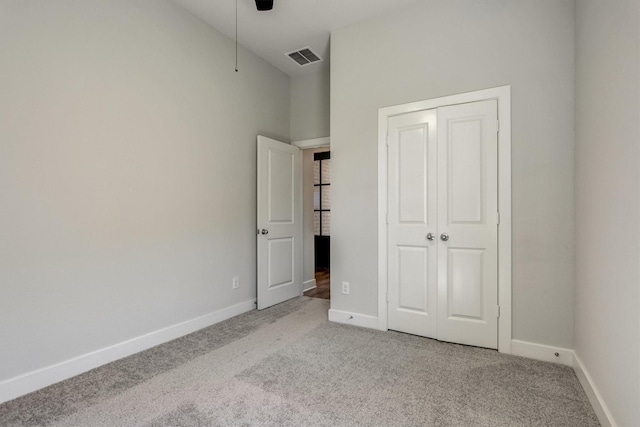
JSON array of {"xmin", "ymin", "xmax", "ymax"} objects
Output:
[{"xmin": 235, "ymin": 0, "xmax": 238, "ymax": 72}]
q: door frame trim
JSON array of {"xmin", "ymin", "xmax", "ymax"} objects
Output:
[
  {"xmin": 293, "ymin": 138, "xmax": 331, "ymax": 296},
  {"xmin": 292, "ymin": 137, "xmax": 330, "ymax": 149},
  {"xmin": 377, "ymin": 86, "xmax": 512, "ymax": 354}
]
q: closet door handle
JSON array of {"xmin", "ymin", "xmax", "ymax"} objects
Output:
[
  {"xmin": 426, "ymin": 233, "xmax": 435, "ymax": 241},
  {"xmin": 440, "ymin": 233, "xmax": 449, "ymax": 241}
]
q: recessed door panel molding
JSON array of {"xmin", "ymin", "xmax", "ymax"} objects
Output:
[
  {"xmin": 397, "ymin": 246, "xmax": 429, "ymax": 312},
  {"xmin": 448, "ymin": 118, "xmax": 484, "ymax": 224},
  {"xmin": 257, "ymin": 136, "xmax": 302, "ymax": 310},
  {"xmin": 447, "ymin": 248, "xmax": 484, "ymax": 320},
  {"xmin": 268, "ymin": 149, "xmax": 294, "ymax": 224},
  {"xmin": 268, "ymin": 238, "xmax": 294, "ymax": 289},
  {"xmin": 398, "ymin": 125, "xmax": 429, "ymax": 224}
]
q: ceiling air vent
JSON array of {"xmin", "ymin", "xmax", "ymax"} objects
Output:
[{"xmin": 286, "ymin": 47, "xmax": 322, "ymax": 67}]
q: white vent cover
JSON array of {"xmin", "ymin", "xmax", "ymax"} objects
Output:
[{"xmin": 285, "ymin": 47, "xmax": 322, "ymax": 66}]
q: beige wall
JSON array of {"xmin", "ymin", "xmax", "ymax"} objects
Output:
[
  {"xmin": 330, "ymin": 0, "xmax": 576, "ymax": 348},
  {"xmin": 0, "ymin": 0, "xmax": 290, "ymax": 382},
  {"xmin": 290, "ymin": 66, "xmax": 330, "ymax": 141},
  {"xmin": 575, "ymin": 1, "xmax": 640, "ymax": 425}
]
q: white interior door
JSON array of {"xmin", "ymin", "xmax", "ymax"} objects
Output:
[
  {"xmin": 387, "ymin": 110, "xmax": 438, "ymax": 337},
  {"xmin": 386, "ymin": 100, "xmax": 498, "ymax": 350},
  {"xmin": 257, "ymin": 136, "xmax": 302, "ymax": 310},
  {"xmin": 437, "ymin": 100, "xmax": 498, "ymax": 349}
]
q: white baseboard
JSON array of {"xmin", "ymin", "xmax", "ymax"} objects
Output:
[
  {"xmin": 573, "ymin": 353, "xmax": 617, "ymax": 427},
  {"xmin": 328, "ymin": 309, "xmax": 378, "ymax": 329},
  {"xmin": 302, "ymin": 279, "xmax": 317, "ymax": 293},
  {"xmin": 511, "ymin": 339, "xmax": 574, "ymax": 367},
  {"xmin": 0, "ymin": 299, "xmax": 256, "ymax": 405}
]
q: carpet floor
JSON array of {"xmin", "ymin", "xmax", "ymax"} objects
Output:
[{"xmin": 0, "ymin": 297, "xmax": 599, "ymax": 426}]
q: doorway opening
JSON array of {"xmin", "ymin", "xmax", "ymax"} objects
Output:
[{"xmin": 303, "ymin": 149, "xmax": 331, "ymax": 300}]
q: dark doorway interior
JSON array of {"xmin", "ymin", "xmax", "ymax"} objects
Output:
[
  {"xmin": 305, "ymin": 150, "xmax": 330, "ymax": 300},
  {"xmin": 315, "ymin": 235, "xmax": 330, "ymax": 270}
]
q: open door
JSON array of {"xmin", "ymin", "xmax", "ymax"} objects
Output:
[{"xmin": 257, "ymin": 136, "xmax": 302, "ymax": 310}]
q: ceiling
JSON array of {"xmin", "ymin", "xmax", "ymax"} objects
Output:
[{"xmin": 171, "ymin": 0, "xmax": 422, "ymax": 77}]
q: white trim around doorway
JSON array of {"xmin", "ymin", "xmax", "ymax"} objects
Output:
[
  {"xmin": 292, "ymin": 137, "xmax": 330, "ymax": 149},
  {"xmin": 377, "ymin": 85, "xmax": 512, "ymax": 354}
]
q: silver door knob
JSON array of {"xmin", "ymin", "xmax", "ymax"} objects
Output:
[
  {"xmin": 440, "ymin": 233, "xmax": 449, "ymax": 241},
  {"xmin": 261, "ymin": 229, "xmax": 269, "ymax": 235},
  {"xmin": 426, "ymin": 233, "xmax": 435, "ymax": 241}
]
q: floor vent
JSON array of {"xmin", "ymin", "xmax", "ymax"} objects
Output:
[{"xmin": 286, "ymin": 47, "xmax": 322, "ymax": 66}]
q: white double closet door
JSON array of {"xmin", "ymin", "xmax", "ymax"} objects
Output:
[{"xmin": 387, "ymin": 100, "xmax": 499, "ymax": 349}]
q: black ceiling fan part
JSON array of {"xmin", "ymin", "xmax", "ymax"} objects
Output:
[{"xmin": 255, "ymin": 0, "xmax": 273, "ymax": 11}]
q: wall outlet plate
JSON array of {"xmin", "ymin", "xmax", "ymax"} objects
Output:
[
  {"xmin": 232, "ymin": 276, "xmax": 240, "ymax": 289},
  {"xmin": 341, "ymin": 281, "xmax": 350, "ymax": 295}
]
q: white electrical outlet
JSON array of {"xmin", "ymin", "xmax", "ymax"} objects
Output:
[
  {"xmin": 342, "ymin": 281, "xmax": 350, "ymax": 295},
  {"xmin": 232, "ymin": 276, "xmax": 240, "ymax": 289}
]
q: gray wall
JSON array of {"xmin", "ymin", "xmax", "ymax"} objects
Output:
[
  {"xmin": 292, "ymin": 66, "xmax": 331, "ymax": 286},
  {"xmin": 0, "ymin": 0, "xmax": 290, "ymax": 381},
  {"xmin": 330, "ymin": 0, "xmax": 576, "ymax": 347},
  {"xmin": 575, "ymin": 1, "xmax": 640, "ymax": 425},
  {"xmin": 290, "ymin": 66, "xmax": 330, "ymax": 141}
]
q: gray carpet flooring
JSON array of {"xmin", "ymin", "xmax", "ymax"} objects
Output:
[{"xmin": 0, "ymin": 297, "xmax": 599, "ymax": 426}]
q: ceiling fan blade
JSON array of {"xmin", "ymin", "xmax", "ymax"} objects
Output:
[{"xmin": 255, "ymin": 0, "xmax": 273, "ymax": 11}]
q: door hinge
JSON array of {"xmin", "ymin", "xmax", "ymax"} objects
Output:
[
  {"xmin": 496, "ymin": 119, "xmax": 500, "ymax": 133},
  {"xmin": 497, "ymin": 305, "xmax": 501, "ymax": 318},
  {"xmin": 386, "ymin": 213, "xmax": 389, "ymax": 224},
  {"xmin": 496, "ymin": 212, "xmax": 500, "ymax": 225}
]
